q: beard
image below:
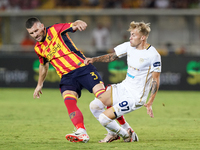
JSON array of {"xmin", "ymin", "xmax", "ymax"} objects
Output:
[{"xmin": 36, "ymin": 29, "xmax": 45, "ymax": 42}]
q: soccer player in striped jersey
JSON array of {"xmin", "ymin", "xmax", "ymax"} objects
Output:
[
  {"xmin": 84, "ymin": 21, "xmax": 161, "ymax": 142},
  {"xmin": 25, "ymin": 17, "xmax": 129, "ymax": 143}
]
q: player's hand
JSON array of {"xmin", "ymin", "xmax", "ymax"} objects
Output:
[
  {"xmin": 72, "ymin": 20, "xmax": 87, "ymax": 31},
  {"xmin": 144, "ymin": 104, "xmax": 154, "ymax": 118},
  {"xmin": 33, "ymin": 84, "xmax": 43, "ymax": 99},
  {"xmin": 84, "ymin": 58, "xmax": 93, "ymax": 65}
]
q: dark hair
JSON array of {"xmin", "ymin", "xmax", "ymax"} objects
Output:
[{"xmin": 25, "ymin": 17, "xmax": 40, "ymax": 28}]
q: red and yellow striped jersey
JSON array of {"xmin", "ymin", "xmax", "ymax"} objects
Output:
[{"xmin": 34, "ymin": 23, "xmax": 86, "ymax": 78}]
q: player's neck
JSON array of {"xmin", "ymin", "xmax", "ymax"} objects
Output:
[{"xmin": 136, "ymin": 41, "xmax": 148, "ymax": 50}]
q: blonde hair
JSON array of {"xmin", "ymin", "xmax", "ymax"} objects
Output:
[{"xmin": 128, "ymin": 21, "xmax": 151, "ymax": 37}]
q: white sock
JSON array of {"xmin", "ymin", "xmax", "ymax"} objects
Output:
[
  {"xmin": 105, "ymin": 128, "xmax": 116, "ymax": 135},
  {"xmin": 99, "ymin": 113, "xmax": 129, "ymax": 139},
  {"xmin": 121, "ymin": 122, "xmax": 131, "ymax": 130},
  {"xmin": 89, "ymin": 98, "xmax": 105, "ymax": 121},
  {"xmin": 90, "ymin": 98, "xmax": 117, "ymax": 134}
]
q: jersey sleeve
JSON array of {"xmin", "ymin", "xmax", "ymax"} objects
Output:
[
  {"xmin": 114, "ymin": 42, "xmax": 129, "ymax": 58},
  {"xmin": 151, "ymin": 52, "xmax": 161, "ymax": 72},
  {"xmin": 53, "ymin": 23, "xmax": 74, "ymax": 34}
]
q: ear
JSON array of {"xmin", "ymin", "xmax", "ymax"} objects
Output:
[
  {"xmin": 37, "ymin": 22, "xmax": 44, "ymax": 29},
  {"xmin": 41, "ymin": 23, "xmax": 44, "ymax": 29},
  {"xmin": 141, "ymin": 35, "xmax": 146, "ymax": 41}
]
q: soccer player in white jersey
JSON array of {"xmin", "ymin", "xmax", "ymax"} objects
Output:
[{"xmin": 84, "ymin": 21, "xmax": 161, "ymax": 142}]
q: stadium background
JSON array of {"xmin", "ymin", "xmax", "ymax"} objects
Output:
[{"xmin": 0, "ymin": 0, "xmax": 200, "ymax": 91}]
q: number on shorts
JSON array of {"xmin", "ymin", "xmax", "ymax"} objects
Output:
[
  {"xmin": 90, "ymin": 72, "xmax": 98, "ymax": 80},
  {"xmin": 119, "ymin": 101, "xmax": 130, "ymax": 111}
]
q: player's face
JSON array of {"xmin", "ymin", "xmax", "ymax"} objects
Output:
[
  {"xmin": 129, "ymin": 28, "xmax": 143, "ymax": 48},
  {"xmin": 27, "ymin": 22, "xmax": 45, "ymax": 42}
]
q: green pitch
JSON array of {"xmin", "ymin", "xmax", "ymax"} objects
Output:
[{"xmin": 0, "ymin": 88, "xmax": 199, "ymax": 150}]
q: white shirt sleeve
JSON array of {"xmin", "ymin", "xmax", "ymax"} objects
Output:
[
  {"xmin": 114, "ymin": 42, "xmax": 129, "ymax": 58},
  {"xmin": 151, "ymin": 52, "xmax": 162, "ymax": 72}
]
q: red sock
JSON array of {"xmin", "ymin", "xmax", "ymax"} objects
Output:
[
  {"xmin": 107, "ymin": 106, "xmax": 126, "ymax": 125},
  {"xmin": 116, "ymin": 115, "xmax": 126, "ymax": 125},
  {"xmin": 64, "ymin": 94, "xmax": 85, "ymax": 130}
]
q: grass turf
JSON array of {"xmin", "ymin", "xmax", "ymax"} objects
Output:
[{"xmin": 0, "ymin": 88, "xmax": 199, "ymax": 150}]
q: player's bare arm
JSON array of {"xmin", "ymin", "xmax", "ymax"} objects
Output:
[
  {"xmin": 93, "ymin": 52, "xmax": 118, "ymax": 62},
  {"xmin": 72, "ymin": 20, "xmax": 87, "ymax": 31},
  {"xmin": 144, "ymin": 72, "xmax": 160, "ymax": 118},
  {"xmin": 84, "ymin": 52, "xmax": 118, "ymax": 65},
  {"xmin": 33, "ymin": 62, "xmax": 49, "ymax": 99}
]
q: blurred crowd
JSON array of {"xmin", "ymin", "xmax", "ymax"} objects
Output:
[
  {"xmin": 0, "ymin": 0, "xmax": 41, "ymax": 10},
  {"xmin": 0, "ymin": 0, "xmax": 200, "ymax": 10}
]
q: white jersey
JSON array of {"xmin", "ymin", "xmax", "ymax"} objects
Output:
[{"xmin": 114, "ymin": 42, "xmax": 161, "ymax": 104}]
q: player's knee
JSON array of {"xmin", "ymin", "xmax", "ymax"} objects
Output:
[
  {"xmin": 89, "ymin": 100, "xmax": 96, "ymax": 111},
  {"xmin": 89, "ymin": 98, "xmax": 105, "ymax": 112},
  {"xmin": 99, "ymin": 113, "xmax": 111, "ymax": 127}
]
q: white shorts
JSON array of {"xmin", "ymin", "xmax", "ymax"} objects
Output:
[{"xmin": 110, "ymin": 83, "xmax": 145, "ymax": 118}]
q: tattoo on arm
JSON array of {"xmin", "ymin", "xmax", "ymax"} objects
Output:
[
  {"xmin": 151, "ymin": 80, "xmax": 158, "ymax": 95},
  {"xmin": 93, "ymin": 53, "xmax": 118, "ymax": 62}
]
